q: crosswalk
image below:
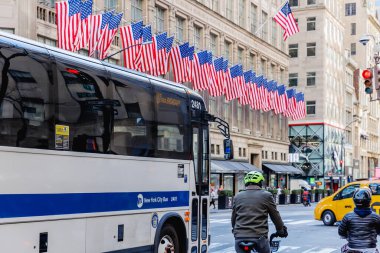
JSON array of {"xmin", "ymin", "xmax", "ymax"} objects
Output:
[
  {"xmin": 210, "ymin": 218, "xmax": 320, "ymax": 226},
  {"xmin": 209, "ymin": 243, "xmax": 339, "ymax": 253}
]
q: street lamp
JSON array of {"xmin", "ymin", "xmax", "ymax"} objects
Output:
[{"xmin": 359, "ymin": 34, "xmax": 380, "ymax": 65}]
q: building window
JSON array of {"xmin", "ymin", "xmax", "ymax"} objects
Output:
[
  {"xmin": 307, "ymin": 17, "xmax": 316, "ymax": 31},
  {"xmin": 209, "ymin": 98, "xmax": 216, "ymax": 115},
  {"xmin": 260, "ymin": 59, "xmax": 266, "ymax": 75},
  {"xmin": 307, "ymin": 42, "xmax": 316, "ymax": 56},
  {"xmin": 289, "ymin": 44, "xmax": 298, "ymax": 58},
  {"xmin": 238, "ymin": 48, "xmax": 244, "ymax": 66},
  {"xmin": 176, "ymin": 16, "xmax": 185, "ymax": 43},
  {"xmin": 216, "ymin": 144, "xmax": 220, "ymax": 155},
  {"xmin": 226, "ymin": 0, "xmax": 233, "ymax": 20},
  {"xmin": 275, "ymin": 152, "xmax": 278, "ymax": 160},
  {"xmin": 307, "ymin": 0, "xmax": 316, "ymax": 4},
  {"xmin": 249, "ymin": 54, "xmax": 256, "ymax": 70},
  {"xmin": 351, "ymin": 43, "xmax": 356, "ymax": 56},
  {"xmin": 243, "ymin": 148, "xmax": 246, "ymax": 157},
  {"xmin": 194, "ymin": 25, "xmax": 202, "ymax": 50},
  {"xmin": 212, "ymin": 0, "xmax": 219, "ymax": 12},
  {"xmin": 0, "ymin": 27, "xmax": 15, "ymax": 34},
  {"xmin": 307, "ymin": 72, "xmax": 316, "ymax": 86},
  {"xmin": 224, "ymin": 41, "xmax": 232, "ymax": 62},
  {"xmin": 239, "ymin": 147, "xmax": 242, "ymax": 157},
  {"xmin": 289, "ymin": 73, "xmax": 298, "ymax": 87},
  {"xmin": 131, "ymin": 0, "xmax": 143, "ymax": 21},
  {"xmin": 289, "ymin": 0, "xmax": 298, "ymax": 7},
  {"xmin": 37, "ymin": 35, "xmax": 57, "ymax": 46},
  {"xmin": 306, "ymin": 101, "xmax": 316, "ymax": 115},
  {"xmin": 262, "ymin": 11, "xmax": 268, "ymax": 41},
  {"xmin": 239, "ymin": 0, "xmax": 246, "ymax": 27},
  {"xmin": 250, "ymin": 3, "xmax": 258, "ymax": 34},
  {"xmin": 238, "ymin": 104, "xmax": 243, "ymax": 129},
  {"xmin": 211, "ymin": 144, "xmax": 215, "ymax": 154},
  {"xmin": 265, "ymin": 151, "xmax": 268, "ymax": 159},
  {"xmin": 351, "ymin": 23, "xmax": 356, "ymax": 35},
  {"xmin": 345, "ymin": 3, "xmax": 356, "ymax": 16},
  {"xmin": 210, "ymin": 33, "xmax": 218, "ymax": 55},
  {"xmin": 156, "ymin": 6, "xmax": 165, "ymax": 33},
  {"xmin": 105, "ymin": 0, "xmax": 118, "ymax": 10},
  {"xmin": 272, "ymin": 20, "xmax": 277, "ymax": 46}
]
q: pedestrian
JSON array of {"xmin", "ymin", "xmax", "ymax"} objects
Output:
[
  {"xmin": 210, "ymin": 188, "xmax": 217, "ymax": 209},
  {"xmin": 277, "ymin": 186, "xmax": 282, "ymax": 195}
]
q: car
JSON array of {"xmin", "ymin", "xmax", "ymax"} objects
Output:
[{"xmin": 314, "ymin": 180, "xmax": 380, "ymax": 226}]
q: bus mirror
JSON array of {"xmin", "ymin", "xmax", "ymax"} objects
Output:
[{"xmin": 223, "ymin": 139, "xmax": 234, "ymax": 160}]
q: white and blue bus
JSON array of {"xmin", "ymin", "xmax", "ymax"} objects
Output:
[{"xmin": 0, "ymin": 32, "xmax": 233, "ymax": 253}]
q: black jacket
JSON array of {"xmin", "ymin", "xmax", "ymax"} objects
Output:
[
  {"xmin": 338, "ymin": 209, "xmax": 380, "ymax": 249},
  {"xmin": 231, "ymin": 186, "xmax": 284, "ymax": 238}
]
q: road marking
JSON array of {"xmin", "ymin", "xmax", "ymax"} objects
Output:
[
  {"xmin": 286, "ymin": 219, "xmax": 318, "ymax": 225},
  {"xmin": 210, "ymin": 218, "xmax": 230, "ymax": 224},
  {"xmin": 301, "ymin": 247, "xmax": 337, "ymax": 253},
  {"xmin": 210, "ymin": 246, "xmax": 235, "ymax": 253},
  {"xmin": 276, "ymin": 245, "xmax": 301, "ymax": 252},
  {"xmin": 208, "ymin": 242, "xmax": 225, "ymax": 250}
]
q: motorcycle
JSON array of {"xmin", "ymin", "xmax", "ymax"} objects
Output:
[
  {"xmin": 238, "ymin": 233, "xmax": 281, "ymax": 252},
  {"xmin": 302, "ymin": 194, "xmax": 311, "ymax": 207}
]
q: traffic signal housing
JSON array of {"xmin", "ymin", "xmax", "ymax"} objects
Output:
[{"xmin": 363, "ymin": 68, "xmax": 374, "ymax": 95}]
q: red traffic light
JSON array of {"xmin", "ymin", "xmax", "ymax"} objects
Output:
[
  {"xmin": 339, "ymin": 160, "xmax": 343, "ymax": 165},
  {"xmin": 362, "ymin": 69, "xmax": 373, "ymax": 79}
]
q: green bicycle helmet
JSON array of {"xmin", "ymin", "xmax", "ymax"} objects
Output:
[{"xmin": 244, "ymin": 171, "xmax": 265, "ymax": 185}]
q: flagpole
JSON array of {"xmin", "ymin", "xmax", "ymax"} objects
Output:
[
  {"xmin": 102, "ymin": 41, "xmax": 152, "ymax": 61},
  {"xmin": 253, "ymin": 0, "xmax": 288, "ymax": 37}
]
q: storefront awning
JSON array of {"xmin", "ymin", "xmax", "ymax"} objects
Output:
[
  {"xmin": 263, "ymin": 163, "xmax": 304, "ymax": 175},
  {"xmin": 211, "ymin": 160, "xmax": 261, "ymax": 173}
]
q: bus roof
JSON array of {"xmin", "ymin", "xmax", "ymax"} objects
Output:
[{"xmin": 0, "ymin": 31, "xmax": 204, "ymax": 103}]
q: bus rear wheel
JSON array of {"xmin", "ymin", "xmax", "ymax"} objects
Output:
[{"xmin": 157, "ymin": 224, "xmax": 180, "ymax": 253}]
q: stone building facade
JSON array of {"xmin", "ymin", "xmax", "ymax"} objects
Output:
[{"xmin": 0, "ymin": 0, "xmax": 298, "ymax": 193}]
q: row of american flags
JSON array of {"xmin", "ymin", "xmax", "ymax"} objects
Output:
[{"xmin": 56, "ymin": 0, "xmax": 305, "ymax": 120}]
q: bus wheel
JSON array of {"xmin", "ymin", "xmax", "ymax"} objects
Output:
[{"xmin": 157, "ymin": 224, "xmax": 179, "ymax": 253}]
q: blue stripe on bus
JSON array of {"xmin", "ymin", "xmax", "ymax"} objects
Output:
[{"xmin": 0, "ymin": 191, "xmax": 189, "ymax": 218}]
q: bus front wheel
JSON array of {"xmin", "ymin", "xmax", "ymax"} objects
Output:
[{"xmin": 157, "ymin": 224, "xmax": 180, "ymax": 253}]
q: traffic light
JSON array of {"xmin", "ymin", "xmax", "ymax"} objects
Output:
[
  {"xmin": 363, "ymin": 68, "xmax": 374, "ymax": 94},
  {"xmin": 339, "ymin": 160, "xmax": 343, "ymax": 166}
]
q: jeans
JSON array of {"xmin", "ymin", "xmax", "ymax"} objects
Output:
[{"xmin": 235, "ymin": 237, "xmax": 271, "ymax": 253}]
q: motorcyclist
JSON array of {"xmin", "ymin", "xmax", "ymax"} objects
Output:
[
  {"xmin": 338, "ymin": 188, "xmax": 380, "ymax": 253},
  {"xmin": 231, "ymin": 171, "xmax": 288, "ymax": 253}
]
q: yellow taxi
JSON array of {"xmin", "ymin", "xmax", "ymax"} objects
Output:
[{"xmin": 314, "ymin": 180, "xmax": 380, "ymax": 226}]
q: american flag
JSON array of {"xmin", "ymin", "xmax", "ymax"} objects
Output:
[
  {"xmin": 209, "ymin": 57, "xmax": 225, "ymax": 97},
  {"xmin": 208, "ymin": 54, "xmax": 219, "ymax": 97},
  {"xmin": 293, "ymin": 92, "xmax": 306, "ymax": 120},
  {"xmin": 74, "ymin": 0, "xmax": 93, "ymax": 51},
  {"xmin": 224, "ymin": 65, "xmax": 244, "ymax": 101},
  {"xmin": 87, "ymin": 11, "xmax": 112, "ymax": 57},
  {"xmin": 120, "ymin": 21, "xmax": 143, "ymax": 70},
  {"xmin": 255, "ymin": 75, "xmax": 265, "ymax": 110},
  {"xmin": 240, "ymin": 70, "xmax": 253, "ymax": 106},
  {"xmin": 261, "ymin": 79, "xmax": 270, "ymax": 111},
  {"xmin": 275, "ymin": 85, "xmax": 288, "ymax": 114},
  {"xmin": 136, "ymin": 25, "xmax": 154, "ymax": 73},
  {"xmin": 56, "ymin": 0, "xmax": 81, "ymax": 51},
  {"xmin": 284, "ymin": 89, "xmax": 297, "ymax": 118},
  {"xmin": 150, "ymin": 32, "xmax": 167, "ymax": 76},
  {"xmin": 269, "ymin": 81, "xmax": 278, "ymax": 111},
  {"xmin": 164, "ymin": 36, "xmax": 174, "ymax": 73},
  {"xmin": 184, "ymin": 46, "xmax": 195, "ymax": 82},
  {"xmin": 99, "ymin": 12, "xmax": 123, "ymax": 59},
  {"xmin": 168, "ymin": 42, "xmax": 190, "ymax": 83},
  {"xmin": 192, "ymin": 50, "xmax": 210, "ymax": 91},
  {"xmin": 249, "ymin": 73, "xmax": 259, "ymax": 110},
  {"xmin": 273, "ymin": 1, "xmax": 299, "ymax": 41}
]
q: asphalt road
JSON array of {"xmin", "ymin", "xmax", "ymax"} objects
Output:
[{"xmin": 209, "ymin": 203, "xmax": 348, "ymax": 253}]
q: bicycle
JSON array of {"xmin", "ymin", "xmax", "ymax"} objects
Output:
[{"xmin": 238, "ymin": 233, "xmax": 281, "ymax": 252}]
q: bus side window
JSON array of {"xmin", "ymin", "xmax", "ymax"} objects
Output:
[
  {"xmin": 107, "ymin": 68, "xmax": 155, "ymax": 157},
  {"xmin": 153, "ymin": 82, "xmax": 190, "ymax": 160},
  {"xmin": 51, "ymin": 51, "xmax": 110, "ymax": 153},
  {"xmin": 0, "ymin": 39, "xmax": 55, "ymax": 150}
]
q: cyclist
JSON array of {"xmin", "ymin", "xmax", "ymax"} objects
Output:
[
  {"xmin": 338, "ymin": 188, "xmax": 380, "ymax": 253},
  {"xmin": 231, "ymin": 171, "xmax": 288, "ymax": 253}
]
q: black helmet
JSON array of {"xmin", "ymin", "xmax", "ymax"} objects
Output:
[{"xmin": 353, "ymin": 188, "xmax": 372, "ymax": 208}]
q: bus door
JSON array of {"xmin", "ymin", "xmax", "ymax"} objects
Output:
[{"xmin": 191, "ymin": 122, "xmax": 210, "ymax": 253}]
